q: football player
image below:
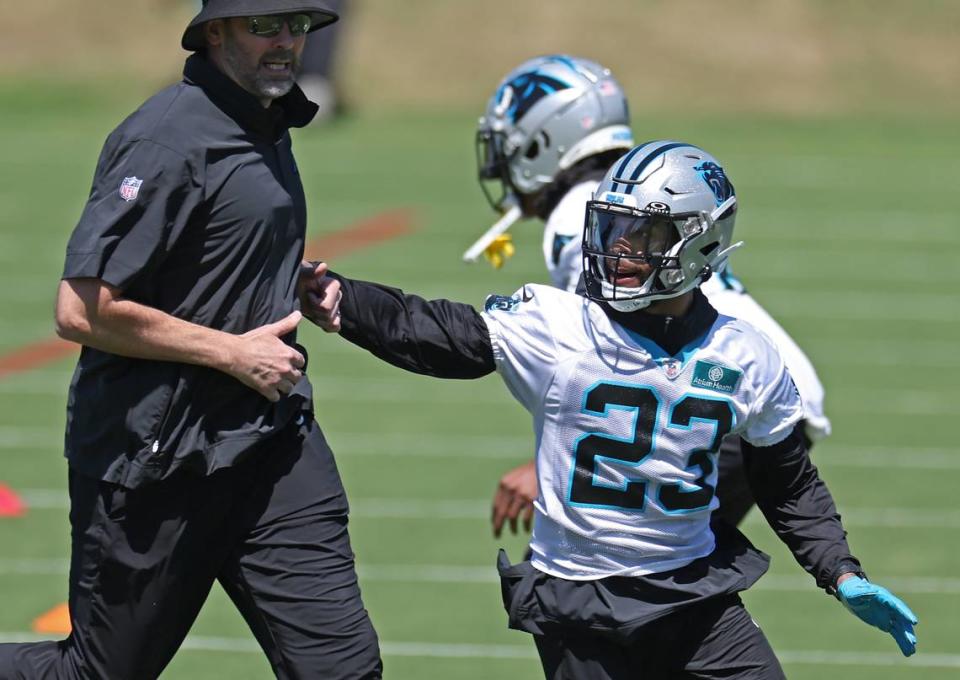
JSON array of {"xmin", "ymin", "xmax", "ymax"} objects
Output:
[
  {"xmin": 471, "ymin": 55, "xmax": 829, "ymax": 535},
  {"xmin": 312, "ymin": 142, "xmax": 917, "ymax": 678}
]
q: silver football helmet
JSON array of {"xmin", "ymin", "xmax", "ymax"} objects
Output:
[
  {"xmin": 476, "ymin": 55, "xmax": 633, "ymax": 212},
  {"xmin": 582, "ymin": 141, "xmax": 740, "ymax": 312}
]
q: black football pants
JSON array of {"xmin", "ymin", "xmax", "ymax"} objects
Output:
[
  {"xmin": 534, "ymin": 594, "xmax": 785, "ymax": 680},
  {"xmin": 0, "ymin": 416, "xmax": 382, "ymax": 680}
]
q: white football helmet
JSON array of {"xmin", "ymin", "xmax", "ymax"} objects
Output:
[
  {"xmin": 476, "ymin": 55, "xmax": 633, "ymax": 212},
  {"xmin": 582, "ymin": 141, "xmax": 740, "ymax": 312}
]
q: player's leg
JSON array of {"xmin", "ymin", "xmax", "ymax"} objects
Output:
[
  {"xmin": 219, "ymin": 415, "xmax": 382, "ymax": 680},
  {"xmin": 713, "ymin": 435, "xmax": 755, "ymax": 526},
  {"xmin": 534, "ymin": 632, "xmax": 662, "ymax": 680},
  {"xmin": 0, "ymin": 469, "xmax": 239, "ymax": 679},
  {"xmin": 667, "ymin": 594, "xmax": 785, "ymax": 680}
]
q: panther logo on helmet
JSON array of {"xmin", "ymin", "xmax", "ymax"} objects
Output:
[
  {"xmin": 694, "ymin": 162, "xmax": 734, "ymax": 206},
  {"xmin": 497, "ymin": 72, "xmax": 571, "ymax": 123}
]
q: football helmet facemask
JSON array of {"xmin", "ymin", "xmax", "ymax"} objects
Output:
[
  {"xmin": 476, "ymin": 55, "xmax": 633, "ymax": 213},
  {"xmin": 582, "ymin": 141, "xmax": 740, "ymax": 312}
]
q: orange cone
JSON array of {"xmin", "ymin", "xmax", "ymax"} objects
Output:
[
  {"xmin": 32, "ymin": 602, "xmax": 72, "ymax": 635},
  {"xmin": 0, "ymin": 483, "xmax": 25, "ymax": 517}
]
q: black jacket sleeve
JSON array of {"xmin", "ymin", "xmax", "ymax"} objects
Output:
[
  {"xmin": 330, "ymin": 272, "xmax": 496, "ymax": 379},
  {"xmin": 742, "ymin": 427, "xmax": 864, "ymax": 593}
]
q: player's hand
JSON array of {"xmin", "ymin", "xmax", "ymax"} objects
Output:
[
  {"xmin": 491, "ymin": 460, "xmax": 538, "ymax": 538},
  {"xmin": 228, "ymin": 311, "xmax": 305, "ymax": 402},
  {"xmin": 837, "ymin": 575, "xmax": 918, "ymax": 656},
  {"xmin": 298, "ymin": 261, "xmax": 342, "ymax": 333}
]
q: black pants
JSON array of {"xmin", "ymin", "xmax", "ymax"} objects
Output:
[
  {"xmin": 534, "ymin": 594, "xmax": 785, "ymax": 680},
  {"xmin": 0, "ymin": 417, "xmax": 382, "ymax": 680}
]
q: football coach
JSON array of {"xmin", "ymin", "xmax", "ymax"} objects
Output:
[{"xmin": 0, "ymin": 2, "xmax": 382, "ymax": 678}]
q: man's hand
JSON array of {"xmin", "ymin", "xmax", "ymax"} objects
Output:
[
  {"xmin": 299, "ymin": 260, "xmax": 342, "ymax": 332},
  {"xmin": 491, "ymin": 460, "xmax": 538, "ymax": 538},
  {"xmin": 227, "ymin": 311, "xmax": 305, "ymax": 402},
  {"xmin": 837, "ymin": 574, "xmax": 919, "ymax": 656}
]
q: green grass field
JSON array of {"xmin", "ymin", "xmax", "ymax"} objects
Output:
[{"xmin": 0, "ymin": 81, "xmax": 958, "ymax": 679}]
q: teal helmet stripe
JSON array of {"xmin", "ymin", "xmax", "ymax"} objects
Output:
[
  {"xmin": 545, "ymin": 54, "xmax": 581, "ymax": 73},
  {"xmin": 609, "ymin": 140, "xmax": 656, "ymax": 193},
  {"xmin": 621, "ymin": 142, "xmax": 699, "ymax": 195}
]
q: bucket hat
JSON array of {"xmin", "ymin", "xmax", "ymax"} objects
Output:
[{"xmin": 182, "ymin": 0, "xmax": 339, "ymax": 51}]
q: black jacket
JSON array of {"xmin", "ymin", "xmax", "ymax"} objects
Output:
[{"xmin": 62, "ymin": 55, "xmax": 318, "ymax": 488}]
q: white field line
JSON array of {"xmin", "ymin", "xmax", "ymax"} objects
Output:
[
  {"xmin": 742, "ymin": 211, "xmax": 960, "ymax": 245},
  {"xmin": 330, "ymin": 436, "xmax": 960, "ymax": 471},
  {"xmin": 2, "ymin": 427, "xmax": 958, "ymax": 472},
  {"xmin": 813, "ymin": 445, "xmax": 960, "ymax": 470},
  {"xmin": 747, "ymin": 289, "xmax": 958, "ymax": 322},
  {"xmin": 13, "ymin": 489, "xmax": 960, "ymax": 529},
  {"xmin": 312, "ymin": 335, "xmax": 960, "ymax": 365},
  {"xmin": 2, "ymin": 558, "xmax": 960, "ymax": 598},
  {"xmin": 0, "ymin": 280, "xmax": 56, "ymax": 302},
  {"xmin": 800, "ymin": 342, "xmax": 960, "ymax": 368},
  {"xmin": 0, "ymin": 425, "xmax": 61, "ymax": 447},
  {"xmin": 0, "ymin": 632, "xmax": 955, "ymax": 667},
  {"xmin": 0, "ymin": 376, "xmax": 957, "ymax": 416},
  {"xmin": 739, "ymin": 507, "xmax": 960, "ymax": 529},
  {"xmin": 0, "ymin": 333, "xmax": 956, "ymax": 398}
]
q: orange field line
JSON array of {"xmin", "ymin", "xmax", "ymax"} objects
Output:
[
  {"xmin": 0, "ymin": 210, "xmax": 416, "ymax": 379},
  {"xmin": 0, "ymin": 338, "xmax": 78, "ymax": 380},
  {"xmin": 304, "ymin": 208, "xmax": 416, "ymax": 262}
]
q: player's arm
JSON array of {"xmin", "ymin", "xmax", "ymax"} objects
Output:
[
  {"xmin": 55, "ymin": 278, "xmax": 304, "ymax": 402},
  {"xmin": 742, "ymin": 428, "xmax": 918, "ymax": 656},
  {"xmin": 329, "ymin": 273, "xmax": 496, "ymax": 379},
  {"xmin": 741, "ymin": 427, "xmax": 858, "ymax": 588}
]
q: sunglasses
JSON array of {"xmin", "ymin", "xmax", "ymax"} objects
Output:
[{"xmin": 246, "ymin": 13, "xmax": 312, "ymax": 38}]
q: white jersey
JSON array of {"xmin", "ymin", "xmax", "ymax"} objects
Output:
[
  {"xmin": 540, "ymin": 178, "xmax": 829, "ymax": 439},
  {"xmin": 482, "ymin": 285, "xmax": 804, "ymax": 580},
  {"xmin": 542, "ymin": 180, "xmax": 596, "ymax": 292},
  {"xmin": 700, "ymin": 274, "xmax": 830, "ymax": 439}
]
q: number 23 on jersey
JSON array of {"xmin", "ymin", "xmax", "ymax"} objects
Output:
[{"xmin": 568, "ymin": 381, "xmax": 734, "ymax": 513}]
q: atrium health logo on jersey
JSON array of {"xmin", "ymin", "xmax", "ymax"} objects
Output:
[
  {"xmin": 119, "ymin": 176, "xmax": 143, "ymax": 202},
  {"xmin": 691, "ymin": 360, "xmax": 741, "ymax": 394}
]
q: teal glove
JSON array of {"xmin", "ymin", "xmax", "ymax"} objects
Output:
[{"xmin": 837, "ymin": 576, "xmax": 918, "ymax": 656}]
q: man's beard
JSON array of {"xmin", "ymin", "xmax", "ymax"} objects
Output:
[{"xmin": 222, "ymin": 36, "xmax": 301, "ymax": 101}]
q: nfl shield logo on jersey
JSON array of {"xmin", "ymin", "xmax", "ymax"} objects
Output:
[
  {"xmin": 119, "ymin": 176, "xmax": 143, "ymax": 202},
  {"xmin": 658, "ymin": 358, "xmax": 682, "ymax": 380}
]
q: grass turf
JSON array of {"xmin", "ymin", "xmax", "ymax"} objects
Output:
[{"xmin": 0, "ymin": 82, "xmax": 957, "ymax": 678}]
